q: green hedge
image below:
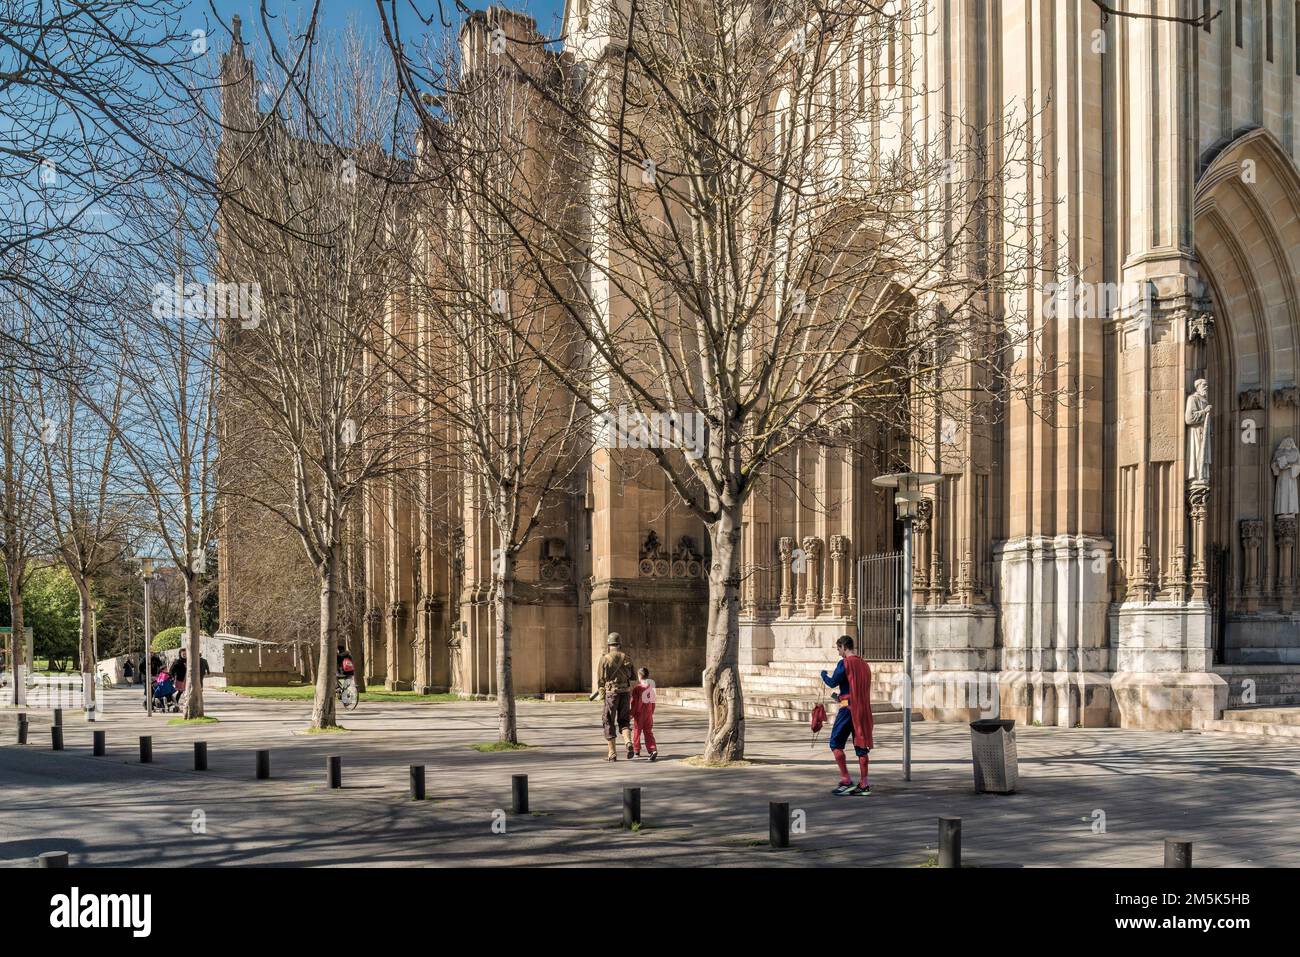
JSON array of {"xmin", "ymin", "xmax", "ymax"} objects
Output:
[{"xmin": 152, "ymin": 626, "xmax": 185, "ymax": 652}]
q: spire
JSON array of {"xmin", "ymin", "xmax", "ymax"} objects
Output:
[{"xmin": 231, "ymin": 14, "xmax": 243, "ymax": 48}]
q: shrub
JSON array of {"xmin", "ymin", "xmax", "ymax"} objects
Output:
[{"xmin": 152, "ymin": 626, "xmax": 184, "ymax": 652}]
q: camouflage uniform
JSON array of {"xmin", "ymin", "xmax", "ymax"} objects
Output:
[{"xmin": 594, "ymin": 636, "xmax": 636, "ymax": 758}]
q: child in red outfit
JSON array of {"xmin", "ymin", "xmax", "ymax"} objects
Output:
[{"xmin": 630, "ymin": 667, "xmax": 657, "ymax": 761}]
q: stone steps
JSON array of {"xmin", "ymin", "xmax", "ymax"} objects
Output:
[
  {"xmin": 1199, "ymin": 706, "xmax": 1300, "ymax": 738},
  {"xmin": 1213, "ymin": 665, "xmax": 1300, "ymax": 708},
  {"xmin": 657, "ymin": 686, "xmax": 909, "ymax": 725},
  {"xmin": 1221, "ymin": 707, "xmax": 1300, "ymax": 726}
]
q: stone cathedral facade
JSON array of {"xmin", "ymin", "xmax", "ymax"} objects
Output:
[{"xmin": 220, "ymin": 3, "xmax": 1300, "ymax": 731}]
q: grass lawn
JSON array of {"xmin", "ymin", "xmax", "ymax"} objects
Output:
[{"xmin": 225, "ymin": 684, "xmax": 459, "ymax": 704}]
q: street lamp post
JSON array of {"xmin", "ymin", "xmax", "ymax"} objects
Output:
[
  {"xmin": 871, "ymin": 471, "xmax": 942, "ymax": 782},
  {"xmin": 138, "ymin": 557, "xmax": 157, "ymax": 717}
]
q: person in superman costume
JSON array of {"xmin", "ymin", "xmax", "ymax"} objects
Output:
[{"xmin": 820, "ymin": 635, "xmax": 874, "ymax": 796}]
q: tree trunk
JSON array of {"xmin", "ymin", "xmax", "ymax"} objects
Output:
[
  {"xmin": 182, "ymin": 574, "xmax": 205, "ymax": 719},
  {"xmin": 703, "ymin": 502, "xmax": 745, "ymax": 762},
  {"xmin": 494, "ymin": 555, "xmax": 517, "ymax": 744},
  {"xmin": 6, "ymin": 565, "xmax": 25, "ymax": 707},
  {"xmin": 312, "ymin": 549, "xmax": 339, "ymax": 729},
  {"xmin": 76, "ymin": 578, "xmax": 96, "ymax": 720}
]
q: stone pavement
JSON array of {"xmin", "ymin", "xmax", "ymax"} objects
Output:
[{"xmin": 1, "ymin": 689, "xmax": 1297, "ymax": 867}]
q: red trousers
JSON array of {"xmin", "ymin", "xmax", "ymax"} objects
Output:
[{"xmin": 633, "ymin": 704, "xmax": 656, "ymax": 753}]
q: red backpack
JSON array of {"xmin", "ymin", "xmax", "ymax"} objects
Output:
[{"xmin": 810, "ymin": 702, "xmax": 827, "ymax": 736}]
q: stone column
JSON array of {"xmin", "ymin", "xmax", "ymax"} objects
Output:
[
  {"xmin": 385, "ymin": 600, "xmax": 407, "ymax": 691},
  {"xmin": 802, "ymin": 537, "xmax": 822, "ymax": 618},
  {"xmin": 1187, "ymin": 484, "xmax": 1210, "ymax": 601},
  {"xmin": 828, "ymin": 534, "xmax": 849, "ymax": 617},
  {"xmin": 1275, "ymin": 518, "xmax": 1296, "ymax": 613},
  {"xmin": 1240, "ymin": 520, "xmax": 1265, "ymax": 613},
  {"xmin": 777, "ymin": 537, "xmax": 794, "ymax": 619},
  {"xmin": 914, "ymin": 499, "xmax": 932, "ymax": 602}
]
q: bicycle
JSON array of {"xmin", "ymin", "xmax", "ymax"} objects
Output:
[{"xmin": 336, "ymin": 674, "xmax": 358, "ymax": 711}]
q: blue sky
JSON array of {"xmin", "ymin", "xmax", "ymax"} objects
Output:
[{"xmin": 185, "ymin": 0, "xmax": 570, "ymax": 50}]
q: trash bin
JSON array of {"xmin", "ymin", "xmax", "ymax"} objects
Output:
[{"xmin": 970, "ymin": 718, "xmax": 1018, "ymax": 794}]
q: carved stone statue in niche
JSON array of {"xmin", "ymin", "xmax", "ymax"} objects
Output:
[
  {"xmin": 1272, "ymin": 437, "xmax": 1300, "ymax": 517},
  {"xmin": 1185, "ymin": 378, "xmax": 1212, "ymax": 484}
]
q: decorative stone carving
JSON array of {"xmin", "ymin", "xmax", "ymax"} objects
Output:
[
  {"xmin": 1238, "ymin": 387, "xmax": 1266, "ymax": 411},
  {"xmin": 540, "ymin": 537, "xmax": 573, "ymax": 583},
  {"xmin": 914, "ymin": 499, "xmax": 932, "ymax": 596},
  {"xmin": 801, "ymin": 536, "xmax": 822, "ymax": 617},
  {"xmin": 828, "ymin": 534, "xmax": 849, "ymax": 615},
  {"xmin": 671, "ymin": 536, "xmax": 704, "ymax": 579},
  {"xmin": 1184, "ymin": 378, "xmax": 1212, "ymax": 484},
  {"xmin": 1276, "ymin": 517, "xmax": 1297, "ymax": 613},
  {"xmin": 1187, "ymin": 310, "xmax": 1214, "ymax": 341},
  {"xmin": 777, "ymin": 536, "xmax": 795, "ymax": 618},
  {"xmin": 1271, "ymin": 438, "xmax": 1300, "ymax": 518},
  {"xmin": 1240, "ymin": 519, "xmax": 1266, "ymax": 610},
  {"xmin": 1274, "ymin": 385, "xmax": 1300, "ymax": 408},
  {"xmin": 638, "ymin": 530, "xmax": 668, "ymax": 577},
  {"xmin": 1187, "ymin": 483, "xmax": 1210, "ymax": 601}
]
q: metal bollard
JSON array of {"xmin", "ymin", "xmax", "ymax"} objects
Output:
[
  {"xmin": 409, "ymin": 765, "xmax": 426, "ymax": 800},
  {"xmin": 53, "ymin": 708, "xmax": 63, "ymax": 728},
  {"xmin": 51, "ymin": 726, "xmax": 63, "ymax": 751},
  {"xmin": 92, "ymin": 730, "xmax": 105, "ymax": 756},
  {"xmin": 769, "ymin": 802, "xmax": 790, "ymax": 849},
  {"xmin": 37, "ymin": 851, "xmax": 69, "ymax": 868},
  {"xmin": 938, "ymin": 816, "xmax": 962, "ymax": 868},
  {"xmin": 327, "ymin": 755, "xmax": 342, "ymax": 789},
  {"xmin": 17, "ymin": 717, "xmax": 28, "ymax": 745},
  {"xmin": 139, "ymin": 735, "xmax": 153, "ymax": 764},
  {"xmin": 255, "ymin": 749, "xmax": 270, "ymax": 780},
  {"xmin": 1164, "ymin": 838, "xmax": 1192, "ymax": 868},
  {"xmin": 194, "ymin": 741, "xmax": 208, "ymax": 771},
  {"xmin": 623, "ymin": 787, "xmax": 641, "ymax": 828},
  {"xmin": 511, "ymin": 774, "xmax": 529, "ymax": 814}
]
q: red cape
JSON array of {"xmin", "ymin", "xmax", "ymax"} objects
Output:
[{"xmin": 844, "ymin": 656, "xmax": 874, "ymax": 750}]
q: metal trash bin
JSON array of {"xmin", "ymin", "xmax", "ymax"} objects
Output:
[{"xmin": 970, "ymin": 718, "xmax": 1018, "ymax": 793}]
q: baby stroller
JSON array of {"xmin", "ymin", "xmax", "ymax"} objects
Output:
[{"xmin": 147, "ymin": 671, "xmax": 180, "ymax": 712}]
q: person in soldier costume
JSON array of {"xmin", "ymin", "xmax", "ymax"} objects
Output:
[{"xmin": 590, "ymin": 632, "xmax": 636, "ymax": 761}]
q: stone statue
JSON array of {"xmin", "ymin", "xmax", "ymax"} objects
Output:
[
  {"xmin": 1185, "ymin": 379, "xmax": 1212, "ymax": 484},
  {"xmin": 1272, "ymin": 437, "xmax": 1300, "ymax": 517}
]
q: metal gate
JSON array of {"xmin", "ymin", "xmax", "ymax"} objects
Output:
[{"xmin": 855, "ymin": 551, "xmax": 904, "ymax": 660}]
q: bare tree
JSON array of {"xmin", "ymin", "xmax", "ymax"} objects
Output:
[
  {"xmin": 218, "ymin": 31, "xmax": 417, "ymax": 728},
  {"xmin": 386, "ymin": 25, "xmax": 590, "ymax": 742},
  {"xmin": 109, "ymin": 201, "xmax": 221, "ymax": 719},
  {"xmin": 31, "ymin": 320, "xmax": 133, "ymax": 719},
  {"xmin": 0, "ymin": 307, "xmax": 48, "ymax": 704},
  {"xmin": 390, "ymin": 1, "xmax": 1053, "ymax": 760}
]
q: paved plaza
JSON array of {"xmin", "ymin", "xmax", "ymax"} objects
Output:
[{"xmin": 1, "ymin": 689, "xmax": 1297, "ymax": 867}]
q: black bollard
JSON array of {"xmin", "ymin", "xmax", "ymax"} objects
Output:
[
  {"xmin": 511, "ymin": 774, "xmax": 529, "ymax": 814},
  {"xmin": 18, "ymin": 717, "xmax": 28, "ymax": 745},
  {"xmin": 50, "ymin": 726, "xmax": 63, "ymax": 751},
  {"xmin": 327, "ymin": 755, "xmax": 342, "ymax": 789},
  {"xmin": 409, "ymin": 765, "xmax": 426, "ymax": 801},
  {"xmin": 623, "ymin": 787, "xmax": 642, "ymax": 828},
  {"xmin": 255, "ymin": 749, "xmax": 270, "ymax": 780},
  {"xmin": 36, "ymin": 851, "xmax": 68, "ymax": 868},
  {"xmin": 1164, "ymin": 838, "xmax": 1192, "ymax": 868},
  {"xmin": 769, "ymin": 801, "xmax": 791, "ymax": 849},
  {"xmin": 53, "ymin": 708, "xmax": 63, "ymax": 728},
  {"xmin": 139, "ymin": 735, "xmax": 153, "ymax": 764},
  {"xmin": 194, "ymin": 741, "xmax": 208, "ymax": 771},
  {"xmin": 92, "ymin": 730, "xmax": 105, "ymax": 756},
  {"xmin": 939, "ymin": 816, "xmax": 962, "ymax": 868}
]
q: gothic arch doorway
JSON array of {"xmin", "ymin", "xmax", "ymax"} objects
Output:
[{"xmin": 1195, "ymin": 128, "xmax": 1300, "ymax": 661}]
